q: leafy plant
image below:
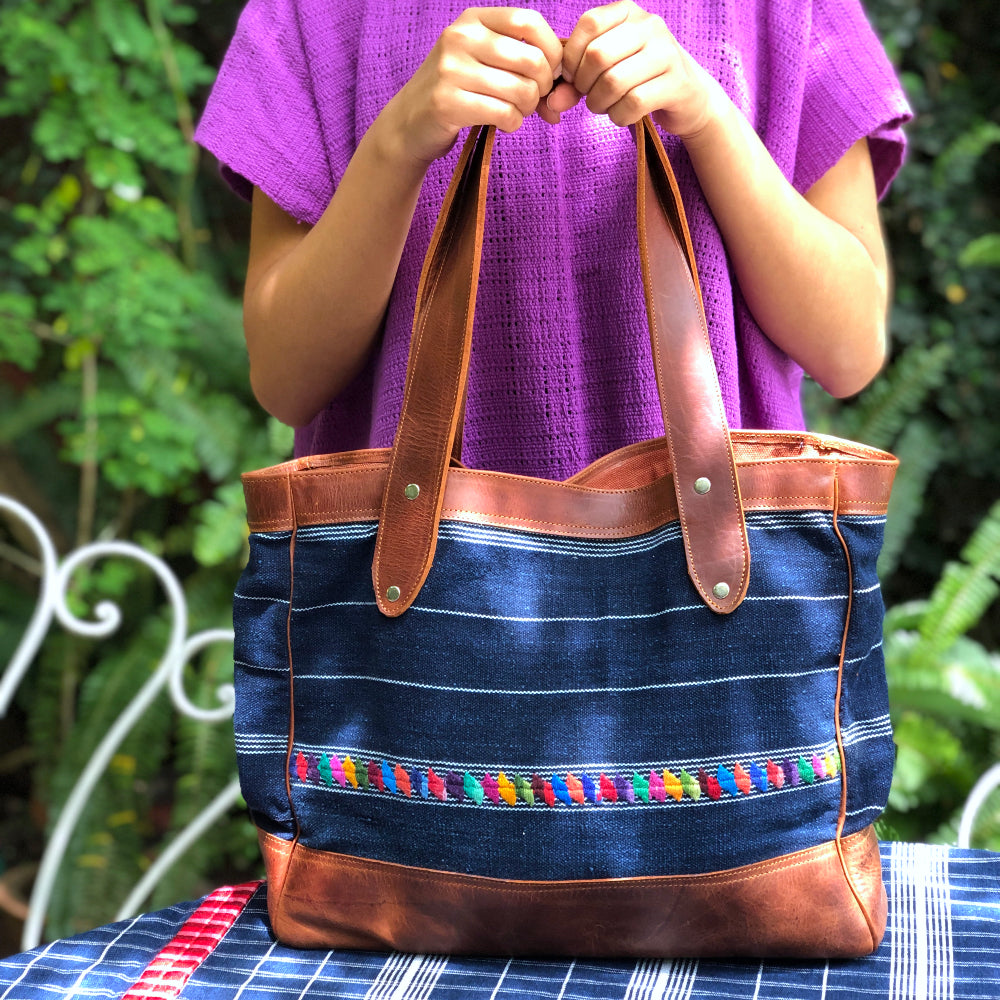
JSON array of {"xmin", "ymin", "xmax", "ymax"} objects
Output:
[
  {"xmin": 880, "ymin": 502, "xmax": 1000, "ymax": 850},
  {"xmin": 0, "ymin": 0, "xmax": 276, "ymax": 940},
  {"xmin": 807, "ymin": 0, "xmax": 1000, "ymax": 850}
]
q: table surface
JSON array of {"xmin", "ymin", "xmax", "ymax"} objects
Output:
[{"xmin": 1, "ymin": 842, "xmax": 998, "ymax": 1000}]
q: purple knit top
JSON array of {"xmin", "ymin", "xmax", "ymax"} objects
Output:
[{"xmin": 195, "ymin": 0, "xmax": 910, "ymax": 480}]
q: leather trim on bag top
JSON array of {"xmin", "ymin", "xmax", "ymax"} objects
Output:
[
  {"xmin": 243, "ymin": 436, "xmax": 896, "ymax": 535},
  {"xmin": 257, "ymin": 826, "xmax": 886, "ymax": 958}
]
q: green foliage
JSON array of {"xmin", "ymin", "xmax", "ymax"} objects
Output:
[
  {"xmin": 880, "ymin": 503, "xmax": 1000, "ymax": 850},
  {"xmin": 0, "ymin": 0, "xmax": 271, "ymax": 940},
  {"xmin": 865, "ymin": 0, "xmax": 1000, "ymax": 527},
  {"xmin": 805, "ymin": 0, "xmax": 1000, "ymax": 850}
]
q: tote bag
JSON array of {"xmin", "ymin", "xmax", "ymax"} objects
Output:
[{"xmin": 234, "ymin": 119, "xmax": 897, "ymax": 958}]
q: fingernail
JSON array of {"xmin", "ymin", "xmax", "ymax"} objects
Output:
[
  {"xmin": 553, "ymin": 62, "xmax": 563, "ymax": 81},
  {"xmin": 562, "ymin": 67, "xmax": 574, "ymax": 84}
]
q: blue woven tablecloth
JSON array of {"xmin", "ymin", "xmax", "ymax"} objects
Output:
[{"xmin": 2, "ymin": 843, "xmax": 998, "ymax": 999}]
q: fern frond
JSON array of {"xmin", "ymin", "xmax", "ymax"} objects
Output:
[
  {"xmin": 920, "ymin": 500, "xmax": 1000, "ymax": 650},
  {"xmin": 932, "ymin": 120, "xmax": 1000, "ymax": 189},
  {"xmin": 878, "ymin": 420, "xmax": 942, "ymax": 580},
  {"xmin": 849, "ymin": 342, "xmax": 952, "ymax": 450}
]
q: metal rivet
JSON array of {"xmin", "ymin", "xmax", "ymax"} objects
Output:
[
  {"xmin": 713, "ymin": 582, "xmax": 730, "ymax": 600},
  {"xmin": 386, "ymin": 586, "xmax": 401, "ymax": 602},
  {"xmin": 694, "ymin": 477, "xmax": 712, "ymax": 495},
  {"xmin": 404, "ymin": 483, "xmax": 420, "ymax": 500}
]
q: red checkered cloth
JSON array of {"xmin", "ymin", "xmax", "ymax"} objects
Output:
[{"xmin": 121, "ymin": 882, "xmax": 262, "ymax": 999}]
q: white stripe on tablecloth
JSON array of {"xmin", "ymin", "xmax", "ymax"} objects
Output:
[
  {"xmin": 625, "ymin": 959, "xmax": 696, "ymax": 1000},
  {"xmin": 232, "ymin": 940, "xmax": 279, "ymax": 1000},
  {"xmin": 487, "ymin": 958, "xmax": 513, "ymax": 1000},
  {"xmin": 890, "ymin": 843, "xmax": 955, "ymax": 1000},
  {"xmin": 364, "ymin": 954, "xmax": 448, "ymax": 1000},
  {"xmin": 639, "ymin": 959, "xmax": 698, "ymax": 1000},
  {"xmin": 0, "ymin": 941, "xmax": 60, "ymax": 1000},
  {"xmin": 294, "ymin": 951, "xmax": 333, "ymax": 1000},
  {"xmin": 365, "ymin": 953, "xmax": 412, "ymax": 1000},
  {"xmin": 64, "ymin": 915, "xmax": 144, "ymax": 1000},
  {"xmin": 554, "ymin": 959, "xmax": 576, "ymax": 1000}
]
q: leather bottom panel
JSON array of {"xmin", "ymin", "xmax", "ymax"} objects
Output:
[{"xmin": 258, "ymin": 827, "xmax": 886, "ymax": 958}]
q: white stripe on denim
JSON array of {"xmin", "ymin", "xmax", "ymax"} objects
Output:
[
  {"xmin": 251, "ymin": 582, "xmax": 875, "ymax": 616},
  {"xmin": 296, "ymin": 524, "xmax": 379, "ymax": 541},
  {"xmin": 890, "ymin": 842, "xmax": 956, "ymax": 1000},
  {"xmin": 234, "ymin": 735, "xmax": 287, "ymax": 755},
  {"xmin": 233, "ymin": 658, "xmax": 288, "ymax": 672},
  {"xmin": 295, "ymin": 663, "xmax": 838, "ymax": 696},
  {"xmin": 844, "ymin": 803, "xmax": 887, "ymax": 820},
  {"xmin": 842, "ymin": 716, "xmax": 894, "ymax": 747},
  {"xmin": 364, "ymin": 953, "xmax": 410, "ymax": 1000},
  {"xmin": 436, "ymin": 527, "xmax": 681, "ymax": 559},
  {"xmin": 291, "ymin": 590, "xmax": 850, "ymax": 620},
  {"xmin": 844, "ymin": 640, "xmax": 884, "ymax": 665},
  {"xmin": 290, "ymin": 599, "xmax": 704, "ymax": 619},
  {"xmin": 283, "ymin": 512, "xmax": 883, "ymax": 556},
  {"xmin": 364, "ymin": 954, "xmax": 448, "ymax": 1000}
]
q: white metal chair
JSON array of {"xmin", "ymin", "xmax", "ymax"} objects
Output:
[{"xmin": 1, "ymin": 495, "xmax": 240, "ymax": 952}]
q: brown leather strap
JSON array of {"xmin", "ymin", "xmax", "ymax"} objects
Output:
[
  {"xmin": 373, "ymin": 126, "xmax": 493, "ymax": 616},
  {"xmin": 636, "ymin": 119, "xmax": 749, "ymax": 612},
  {"xmin": 373, "ymin": 120, "xmax": 749, "ymax": 616}
]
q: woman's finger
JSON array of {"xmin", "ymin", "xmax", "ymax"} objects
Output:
[
  {"xmin": 546, "ymin": 80, "xmax": 584, "ymax": 114},
  {"xmin": 561, "ymin": 0, "xmax": 635, "ymax": 84},
  {"xmin": 462, "ymin": 30, "xmax": 556, "ymax": 100},
  {"xmin": 571, "ymin": 18, "xmax": 650, "ymax": 96},
  {"xmin": 584, "ymin": 47, "xmax": 668, "ymax": 115},
  {"xmin": 471, "ymin": 6, "xmax": 563, "ymax": 74}
]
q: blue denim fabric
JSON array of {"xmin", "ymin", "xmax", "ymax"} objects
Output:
[
  {"xmin": 232, "ymin": 510, "xmax": 893, "ymax": 879},
  {"xmin": 232, "ymin": 531, "xmax": 293, "ymax": 837}
]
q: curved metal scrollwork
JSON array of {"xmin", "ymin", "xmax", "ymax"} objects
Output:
[
  {"xmin": 958, "ymin": 763, "xmax": 1000, "ymax": 850},
  {"xmin": 0, "ymin": 495, "xmax": 239, "ymax": 950}
]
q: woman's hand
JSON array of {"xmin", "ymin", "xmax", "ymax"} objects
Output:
[
  {"xmin": 550, "ymin": 0, "xmax": 889, "ymax": 397},
  {"xmin": 380, "ymin": 7, "xmax": 563, "ymax": 167},
  {"xmin": 550, "ymin": 0, "xmax": 723, "ymax": 139}
]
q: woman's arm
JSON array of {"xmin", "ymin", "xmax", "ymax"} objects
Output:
[
  {"xmin": 556, "ymin": 0, "xmax": 890, "ymax": 397},
  {"xmin": 243, "ymin": 8, "xmax": 563, "ymax": 427}
]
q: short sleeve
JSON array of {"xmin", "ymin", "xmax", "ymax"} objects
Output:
[
  {"xmin": 794, "ymin": 0, "xmax": 912, "ymax": 199},
  {"xmin": 194, "ymin": 0, "xmax": 355, "ymax": 224}
]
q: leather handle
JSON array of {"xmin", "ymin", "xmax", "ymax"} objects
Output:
[
  {"xmin": 373, "ymin": 120, "xmax": 749, "ymax": 617},
  {"xmin": 635, "ymin": 119, "xmax": 749, "ymax": 613}
]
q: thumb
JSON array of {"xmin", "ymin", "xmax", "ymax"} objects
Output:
[{"xmin": 546, "ymin": 79, "xmax": 583, "ymax": 114}]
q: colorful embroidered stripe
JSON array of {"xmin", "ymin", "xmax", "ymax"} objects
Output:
[{"xmin": 291, "ymin": 752, "xmax": 840, "ymax": 808}]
